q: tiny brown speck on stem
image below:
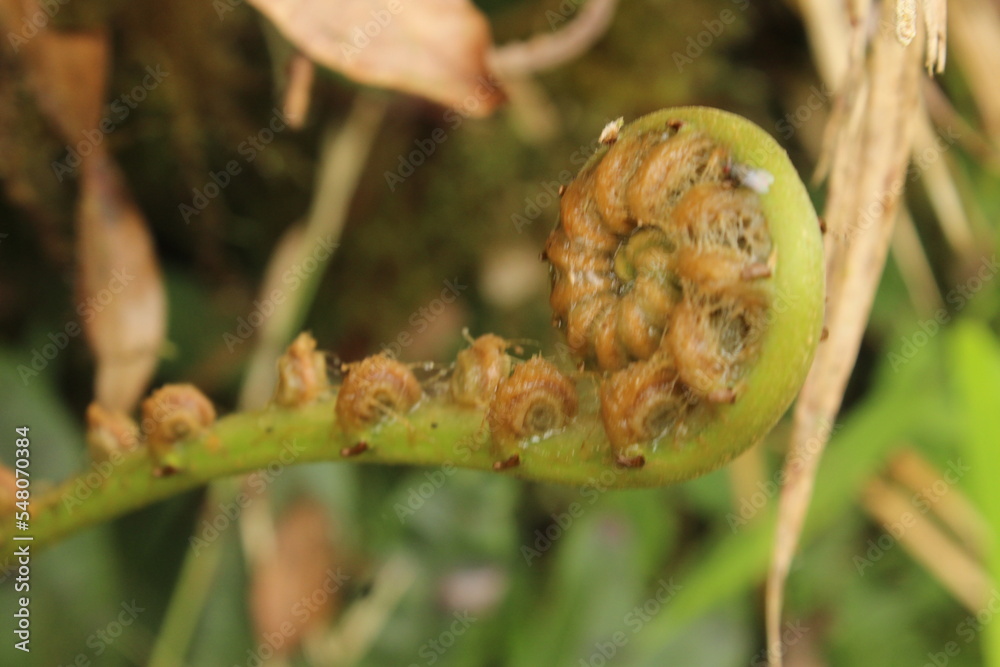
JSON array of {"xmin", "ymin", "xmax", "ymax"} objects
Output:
[{"xmin": 341, "ymin": 442, "xmax": 370, "ymax": 457}]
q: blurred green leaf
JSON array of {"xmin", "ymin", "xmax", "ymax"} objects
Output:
[
  {"xmin": 949, "ymin": 320, "xmax": 1000, "ymax": 667},
  {"xmin": 629, "ymin": 345, "xmax": 952, "ymax": 662}
]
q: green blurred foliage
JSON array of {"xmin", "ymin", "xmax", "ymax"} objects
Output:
[{"xmin": 1, "ymin": 0, "xmax": 999, "ymax": 665}]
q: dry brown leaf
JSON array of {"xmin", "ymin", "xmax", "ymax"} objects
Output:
[
  {"xmin": 249, "ymin": 500, "xmax": 340, "ymax": 656},
  {"xmin": 24, "ymin": 31, "xmax": 108, "ymax": 141},
  {"xmin": 0, "ymin": 3, "xmax": 107, "ymax": 253},
  {"xmin": 767, "ymin": 2, "xmax": 927, "ymax": 665},
  {"xmin": 77, "ymin": 154, "xmax": 167, "ymax": 412},
  {"xmin": 0, "ymin": 0, "xmax": 109, "ymax": 143},
  {"xmin": 246, "ymin": 0, "xmax": 503, "ymax": 116},
  {"xmin": 2, "ymin": 6, "xmax": 167, "ymax": 412},
  {"xmin": 923, "ymin": 0, "xmax": 947, "ymax": 73},
  {"xmin": 950, "ymin": 0, "xmax": 1000, "ymax": 142}
]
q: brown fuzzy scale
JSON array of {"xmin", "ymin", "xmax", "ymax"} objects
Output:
[
  {"xmin": 667, "ymin": 288, "xmax": 769, "ymax": 401},
  {"xmin": 625, "ymin": 135, "xmax": 729, "ymax": 224},
  {"xmin": 336, "ymin": 354, "xmax": 422, "ymax": 432},
  {"xmin": 487, "ymin": 357, "xmax": 578, "ymax": 460},
  {"xmin": 546, "ymin": 119, "xmax": 775, "ymax": 449},
  {"xmin": 141, "ymin": 384, "xmax": 216, "ymax": 460},
  {"xmin": 86, "ymin": 403, "xmax": 140, "ymax": 461},
  {"xmin": 593, "ymin": 130, "xmax": 671, "ymax": 233},
  {"xmin": 451, "ymin": 334, "xmax": 513, "ymax": 408},
  {"xmin": 599, "ymin": 356, "xmax": 690, "ymax": 460},
  {"xmin": 669, "ymin": 183, "xmax": 771, "ymax": 260},
  {"xmin": 273, "ymin": 332, "xmax": 330, "ymax": 408}
]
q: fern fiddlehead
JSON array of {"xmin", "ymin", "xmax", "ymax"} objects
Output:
[{"xmin": 0, "ymin": 107, "xmax": 825, "ymax": 557}]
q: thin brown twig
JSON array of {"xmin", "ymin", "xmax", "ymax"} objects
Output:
[
  {"xmin": 488, "ymin": 0, "xmax": 618, "ymax": 77},
  {"xmin": 282, "ymin": 53, "xmax": 315, "ymax": 129},
  {"xmin": 766, "ymin": 2, "xmax": 927, "ymax": 664}
]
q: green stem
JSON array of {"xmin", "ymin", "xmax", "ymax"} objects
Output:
[
  {"xmin": 2, "ymin": 391, "xmax": 733, "ymax": 561},
  {"xmin": 146, "ymin": 519, "xmax": 227, "ymax": 667}
]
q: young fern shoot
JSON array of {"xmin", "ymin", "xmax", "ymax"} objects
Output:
[{"xmin": 0, "ymin": 108, "xmax": 825, "ymax": 557}]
